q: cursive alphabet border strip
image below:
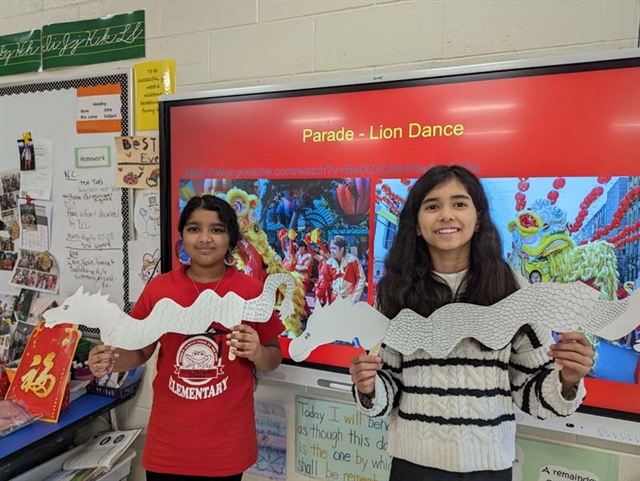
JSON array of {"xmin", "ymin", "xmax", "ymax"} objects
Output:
[{"xmin": 42, "ymin": 10, "xmax": 145, "ymax": 70}]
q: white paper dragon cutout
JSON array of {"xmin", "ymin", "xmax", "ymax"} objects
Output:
[
  {"xmin": 288, "ymin": 281, "xmax": 639, "ymax": 360},
  {"xmin": 288, "ymin": 296, "xmax": 389, "ymax": 362},
  {"xmin": 43, "ymin": 274, "xmax": 295, "ymax": 355}
]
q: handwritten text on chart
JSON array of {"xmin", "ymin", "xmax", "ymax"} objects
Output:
[
  {"xmin": 62, "ymin": 169, "xmax": 122, "ymax": 290},
  {"xmin": 247, "ymin": 402, "xmax": 287, "ymax": 479},
  {"xmin": 295, "ymin": 396, "xmax": 391, "ymax": 481}
]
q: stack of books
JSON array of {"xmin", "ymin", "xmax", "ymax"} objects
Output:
[{"xmin": 43, "ymin": 428, "xmax": 142, "ymax": 481}]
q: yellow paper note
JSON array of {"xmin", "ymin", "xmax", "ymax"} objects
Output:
[{"xmin": 134, "ymin": 59, "xmax": 176, "ymax": 131}]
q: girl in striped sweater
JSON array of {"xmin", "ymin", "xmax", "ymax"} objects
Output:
[{"xmin": 350, "ymin": 165, "xmax": 594, "ymax": 481}]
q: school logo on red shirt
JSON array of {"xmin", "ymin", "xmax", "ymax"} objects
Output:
[{"xmin": 168, "ymin": 335, "xmax": 229, "ymax": 400}]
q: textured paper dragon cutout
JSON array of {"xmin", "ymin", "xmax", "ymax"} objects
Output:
[
  {"xmin": 288, "ymin": 296, "xmax": 389, "ymax": 362},
  {"xmin": 43, "ymin": 274, "xmax": 295, "ymax": 354},
  {"xmin": 385, "ymin": 281, "xmax": 639, "ymax": 357},
  {"xmin": 288, "ymin": 281, "xmax": 639, "ymax": 360}
]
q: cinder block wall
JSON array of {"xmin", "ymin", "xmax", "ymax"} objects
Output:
[{"xmin": 1, "ymin": 1, "xmax": 638, "ymax": 480}]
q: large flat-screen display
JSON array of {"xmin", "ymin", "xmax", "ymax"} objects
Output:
[{"xmin": 160, "ymin": 51, "xmax": 639, "ymax": 419}]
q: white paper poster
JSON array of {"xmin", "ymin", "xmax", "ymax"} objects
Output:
[
  {"xmin": 19, "ymin": 139, "xmax": 53, "ymax": 200},
  {"xmin": 247, "ymin": 402, "xmax": 287, "ymax": 479},
  {"xmin": 60, "ymin": 166, "xmax": 123, "ymax": 303},
  {"xmin": 127, "ymin": 240, "xmax": 160, "ymax": 302},
  {"xmin": 134, "ymin": 190, "xmax": 160, "ymax": 238},
  {"xmin": 296, "ymin": 396, "xmax": 391, "ymax": 480}
]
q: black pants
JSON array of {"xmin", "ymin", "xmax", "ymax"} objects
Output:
[
  {"xmin": 146, "ymin": 471, "xmax": 243, "ymax": 481},
  {"xmin": 390, "ymin": 457, "xmax": 512, "ymax": 481}
]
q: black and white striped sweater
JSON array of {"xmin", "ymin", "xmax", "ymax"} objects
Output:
[{"xmin": 355, "ymin": 271, "xmax": 586, "ymax": 473}]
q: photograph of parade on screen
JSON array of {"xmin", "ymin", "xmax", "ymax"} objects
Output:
[
  {"xmin": 373, "ymin": 176, "xmax": 640, "ymax": 384},
  {"xmin": 179, "ymin": 178, "xmax": 370, "ymax": 339}
]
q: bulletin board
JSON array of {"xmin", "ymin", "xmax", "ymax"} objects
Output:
[
  {"xmin": 159, "ymin": 49, "xmax": 640, "ymax": 424},
  {"xmin": 0, "ymin": 71, "xmax": 133, "ymax": 311}
]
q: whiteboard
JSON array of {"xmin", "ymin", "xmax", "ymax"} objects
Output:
[{"xmin": 0, "ymin": 72, "xmax": 133, "ymax": 311}]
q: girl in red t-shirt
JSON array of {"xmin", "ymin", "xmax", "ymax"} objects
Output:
[{"xmin": 88, "ymin": 195, "xmax": 285, "ymax": 481}]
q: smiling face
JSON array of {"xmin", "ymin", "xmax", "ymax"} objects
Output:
[
  {"xmin": 417, "ymin": 178, "xmax": 478, "ymax": 268},
  {"xmin": 181, "ymin": 208, "xmax": 230, "ymax": 272}
]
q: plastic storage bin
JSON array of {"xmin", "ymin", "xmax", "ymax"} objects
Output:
[{"xmin": 11, "ymin": 447, "xmax": 136, "ymax": 481}]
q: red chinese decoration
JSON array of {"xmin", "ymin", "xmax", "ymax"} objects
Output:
[
  {"xmin": 552, "ymin": 177, "xmax": 566, "ymax": 190},
  {"xmin": 547, "ymin": 190, "xmax": 559, "ymax": 205},
  {"xmin": 514, "ymin": 179, "xmax": 529, "ymax": 211},
  {"xmin": 517, "ymin": 180, "xmax": 530, "ymax": 192},
  {"xmin": 607, "ymin": 220, "xmax": 640, "ymax": 244},
  {"xmin": 569, "ymin": 185, "xmax": 609, "ymax": 234},
  {"xmin": 377, "ymin": 184, "xmax": 406, "ymax": 217},
  {"xmin": 614, "ymin": 232, "xmax": 640, "ymax": 249},
  {"xmin": 6, "ymin": 322, "xmax": 80, "ymax": 422},
  {"xmin": 515, "ymin": 194, "xmax": 527, "ymax": 211},
  {"xmin": 591, "ymin": 186, "xmax": 640, "ymax": 241}
]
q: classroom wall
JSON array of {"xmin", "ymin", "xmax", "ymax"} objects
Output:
[{"xmin": 1, "ymin": 1, "xmax": 639, "ymax": 480}]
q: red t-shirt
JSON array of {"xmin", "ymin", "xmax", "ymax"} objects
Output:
[{"xmin": 132, "ymin": 267, "xmax": 284, "ymax": 476}]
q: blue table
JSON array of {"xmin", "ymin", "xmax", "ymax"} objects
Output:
[{"xmin": 0, "ymin": 393, "xmax": 133, "ymax": 479}]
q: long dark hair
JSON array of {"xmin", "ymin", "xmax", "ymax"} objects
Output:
[
  {"xmin": 377, "ymin": 165, "xmax": 519, "ymax": 320},
  {"xmin": 176, "ymin": 195, "xmax": 240, "ymax": 254}
]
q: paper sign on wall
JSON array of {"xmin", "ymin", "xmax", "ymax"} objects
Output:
[
  {"xmin": 75, "ymin": 146, "xmax": 111, "ymax": 168},
  {"xmin": 0, "ymin": 30, "xmax": 42, "ymax": 76},
  {"xmin": 127, "ymin": 240, "xmax": 160, "ymax": 302},
  {"xmin": 295, "ymin": 396, "xmax": 391, "ymax": 480},
  {"xmin": 514, "ymin": 438, "xmax": 618, "ymax": 481},
  {"xmin": 134, "ymin": 59, "xmax": 176, "ymax": 131},
  {"xmin": 247, "ymin": 402, "xmax": 287, "ymax": 479},
  {"xmin": 114, "ymin": 136, "xmax": 159, "ymax": 189},
  {"xmin": 19, "ymin": 139, "xmax": 53, "ymax": 200},
  {"xmin": 42, "ymin": 10, "xmax": 145, "ymax": 70},
  {"xmin": 76, "ymin": 83, "xmax": 122, "ymax": 133},
  {"xmin": 134, "ymin": 190, "xmax": 161, "ymax": 237}
]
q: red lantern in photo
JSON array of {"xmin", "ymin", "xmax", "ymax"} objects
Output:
[
  {"xmin": 552, "ymin": 177, "xmax": 565, "ymax": 190},
  {"xmin": 336, "ymin": 178, "xmax": 371, "ymax": 221},
  {"xmin": 547, "ymin": 190, "xmax": 559, "ymax": 204}
]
